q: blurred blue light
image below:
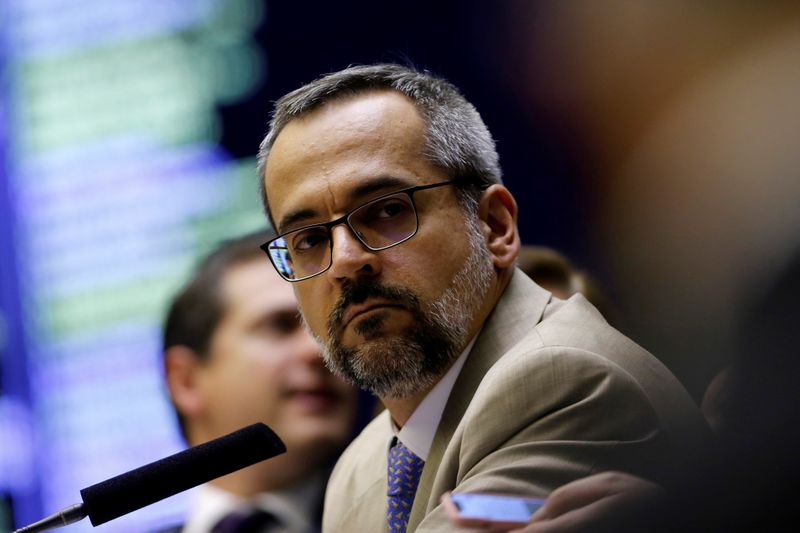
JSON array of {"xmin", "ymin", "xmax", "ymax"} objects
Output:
[
  {"xmin": 0, "ymin": 397, "xmax": 35, "ymax": 493},
  {"xmin": 6, "ymin": 0, "xmax": 214, "ymax": 58}
]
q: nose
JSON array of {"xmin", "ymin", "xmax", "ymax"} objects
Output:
[{"xmin": 326, "ymin": 224, "xmax": 382, "ymax": 284}]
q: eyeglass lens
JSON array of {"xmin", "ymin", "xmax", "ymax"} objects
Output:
[{"xmin": 267, "ymin": 192, "xmax": 419, "ymax": 280}]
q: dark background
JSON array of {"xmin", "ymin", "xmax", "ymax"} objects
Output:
[{"xmin": 219, "ymin": 0, "xmax": 590, "ymax": 266}]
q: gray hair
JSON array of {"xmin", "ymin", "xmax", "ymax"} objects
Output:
[{"xmin": 257, "ymin": 63, "xmax": 502, "ymax": 225}]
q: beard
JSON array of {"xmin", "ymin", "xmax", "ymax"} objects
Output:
[{"xmin": 315, "ymin": 215, "xmax": 495, "ymax": 399}]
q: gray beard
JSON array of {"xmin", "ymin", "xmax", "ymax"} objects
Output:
[{"xmin": 312, "ymin": 215, "xmax": 495, "ymax": 399}]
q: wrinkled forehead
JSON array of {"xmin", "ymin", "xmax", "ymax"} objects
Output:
[{"xmin": 264, "ymin": 91, "xmax": 437, "ymax": 233}]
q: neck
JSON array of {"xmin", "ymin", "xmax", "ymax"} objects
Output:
[
  {"xmin": 381, "ymin": 385, "xmax": 435, "ymax": 428},
  {"xmin": 209, "ymin": 468, "xmax": 264, "ymax": 498}
]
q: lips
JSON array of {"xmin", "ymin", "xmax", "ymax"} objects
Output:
[
  {"xmin": 288, "ymin": 387, "xmax": 342, "ymax": 411},
  {"xmin": 328, "ymin": 279, "xmax": 420, "ymax": 337},
  {"xmin": 341, "ymin": 299, "xmax": 404, "ymax": 328}
]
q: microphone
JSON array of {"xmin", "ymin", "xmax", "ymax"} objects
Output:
[{"xmin": 14, "ymin": 422, "xmax": 285, "ymax": 532}]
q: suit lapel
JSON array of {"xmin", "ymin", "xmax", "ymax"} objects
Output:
[
  {"xmin": 407, "ymin": 269, "xmax": 551, "ymax": 529},
  {"xmin": 339, "ymin": 476, "xmax": 391, "ymax": 532}
]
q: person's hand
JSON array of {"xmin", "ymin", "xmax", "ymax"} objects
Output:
[{"xmin": 509, "ymin": 472, "xmax": 663, "ymax": 532}]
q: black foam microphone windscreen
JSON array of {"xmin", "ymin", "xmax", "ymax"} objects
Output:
[{"xmin": 79, "ymin": 422, "xmax": 285, "ymax": 526}]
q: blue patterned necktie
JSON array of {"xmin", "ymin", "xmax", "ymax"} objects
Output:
[{"xmin": 387, "ymin": 439, "xmax": 425, "ymax": 533}]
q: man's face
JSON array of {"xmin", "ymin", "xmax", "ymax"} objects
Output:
[
  {"xmin": 264, "ymin": 91, "xmax": 495, "ymax": 399},
  {"xmin": 198, "ymin": 258, "xmax": 356, "ymax": 467}
]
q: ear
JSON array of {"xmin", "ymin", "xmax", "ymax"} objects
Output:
[
  {"xmin": 477, "ymin": 185, "xmax": 521, "ymax": 269},
  {"xmin": 164, "ymin": 345, "xmax": 207, "ymax": 419}
]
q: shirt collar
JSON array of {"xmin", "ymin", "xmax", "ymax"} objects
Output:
[
  {"xmin": 390, "ymin": 334, "xmax": 477, "ymax": 461},
  {"xmin": 182, "ymin": 484, "xmax": 244, "ymax": 533},
  {"xmin": 182, "ymin": 472, "xmax": 324, "ymax": 533},
  {"xmin": 253, "ymin": 470, "xmax": 323, "ymax": 532}
]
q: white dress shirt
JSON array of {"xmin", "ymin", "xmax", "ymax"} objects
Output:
[
  {"xmin": 390, "ymin": 335, "xmax": 478, "ymax": 461},
  {"xmin": 181, "ymin": 471, "xmax": 324, "ymax": 533}
]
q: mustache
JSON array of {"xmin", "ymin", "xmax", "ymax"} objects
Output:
[{"xmin": 328, "ymin": 279, "xmax": 421, "ymax": 334}]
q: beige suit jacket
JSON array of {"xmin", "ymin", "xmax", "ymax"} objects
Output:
[{"xmin": 323, "ymin": 269, "xmax": 709, "ymax": 532}]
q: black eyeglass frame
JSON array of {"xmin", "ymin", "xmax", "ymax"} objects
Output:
[{"xmin": 261, "ymin": 180, "xmax": 457, "ymax": 282}]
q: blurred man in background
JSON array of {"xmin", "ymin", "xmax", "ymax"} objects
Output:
[
  {"xmin": 161, "ymin": 230, "xmax": 358, "ymax": 532},
  {"xmin": 517, "ymin": 245, "xmax": 618, "ymax": 326}
]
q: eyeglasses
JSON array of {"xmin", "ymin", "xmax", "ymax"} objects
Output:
[{"xmin": 261, "ymin": 180, "xmax": 456, "ymax": 282}]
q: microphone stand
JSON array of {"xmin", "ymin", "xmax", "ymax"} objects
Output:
[{"xmin": 13, "ymin": 503, "xmax": 87, "ymax": 533}]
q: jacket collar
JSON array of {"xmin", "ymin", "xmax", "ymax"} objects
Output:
[{"xmin": 408, "ymin": 268, "xmax": 552, "ymax": 529}]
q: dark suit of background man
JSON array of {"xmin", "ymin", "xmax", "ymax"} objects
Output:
[
  {"xmin": 161, "ymin": 231, "xmax": 357, "ymax": 532},
  {"xmin": 255, "ymin": 64, "xmax": 710, "ymax": 532}
]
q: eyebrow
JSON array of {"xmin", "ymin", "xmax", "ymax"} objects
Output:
[{"xmin": 277, "ymin": 175, "xmax": 413, "ymax": 233}]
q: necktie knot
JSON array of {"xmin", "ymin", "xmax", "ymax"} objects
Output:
[{"xmin": 387, "ymin": 439, "xmax": 424, "ymax": 533}]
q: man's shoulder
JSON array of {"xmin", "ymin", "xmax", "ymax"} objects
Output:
[
  {"xmin": 468, "ymin": 290, "xmax": 709, "ymax": 455},
  {"xmin": 532, "ymin": 294, "xmax": 697, "ymax": 400},
  {"xmin": 476, "ymin": 269, "xmax": 631, "ymax": 363},
  {"xmin": 482, "ymin": 279, "xmax": 646, "ymax": 373},
  {"xmin": 537, "ymin": 293, "xmax": 638, "ymax": 351},
  {"xmin": 485, "ymin": 290, "xmax": 697, "ymax": 410}
]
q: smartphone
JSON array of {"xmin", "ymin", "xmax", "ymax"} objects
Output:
[{"xmin": 441, "ymin": 491, "xmax": 545, "ymax": 530}]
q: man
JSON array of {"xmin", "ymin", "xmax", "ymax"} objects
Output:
[
  {"xmin": 162, "ymin": 230, "xmax": 358, "ymax": 532},
  {"xmin": 256, "ymin": 64, "xmax": 709, "ymax": 532}
]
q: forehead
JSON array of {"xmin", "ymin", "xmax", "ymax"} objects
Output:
[
  {"xmin": 264, "ymin": 90, "xmax": 446, "ymax": 232},
  {"xmin": 220, "ymin": 258, "xmax": 296, "ymax": 315}
]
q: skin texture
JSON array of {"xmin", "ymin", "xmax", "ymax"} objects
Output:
[
  {"xmin": 264, "ymin": 90, "xmax": 519, "ymax": 426},
  {"xmin": 165, "ymin": 258, "xmax": 357, "ymax": 495}
]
